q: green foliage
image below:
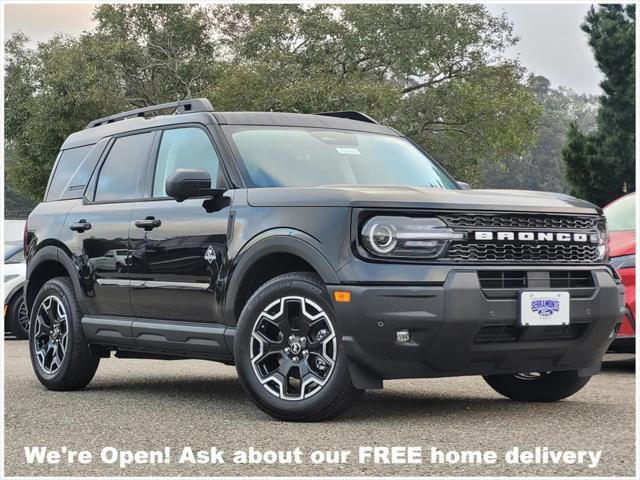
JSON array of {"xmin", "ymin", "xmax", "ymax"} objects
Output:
[
  {"xmin": 210, "ymin": 4, "xmax": 541, "ymax": 181},
  {"xmin": 95, "ymin": 4, "xmax": 222, "ymax": 103},
  {"xmin": 482, "ymin": 75, "xmax": 598, "ymax": 193},
  {"xmin": 4, "ymin": 144, "xmax": 38, "ymax": 219},
  {"xmin": 5, "ymin": 33, "xmax": 130, "ymax": 198},
  {"xmin": 562, "ymin": 5, "xmax": 635, "ymax": 206},
  {"xmin": 5, "ymin": 4, "xmax": 542, "ymax": 199},
  {"xmin": 4, "ymin": 186, "xmax": 38, "ymax": 220}
]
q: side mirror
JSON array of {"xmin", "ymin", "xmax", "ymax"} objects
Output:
[
  {"xmin": 165, "ymin": 168, "xmax": 223, "ymax": 202},
  {"xmin": 457, "ymin": 181, "xmax": 471, "ymax": 190}
]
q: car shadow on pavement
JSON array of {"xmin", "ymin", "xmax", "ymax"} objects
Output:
[
  {"xmin": 80, "ymin": 373, "xmax": 612, "ymax": 424},
  {"xmin": 339, "ymin": 388, "xmax": 607, "ymax": 423},
  {"xmin": 86, "ymin": 375, "xmax": 246, "ymax": 399},
  {"xmin": 601, "ymin": 356, "xmax": 635, "ymax": 373}
]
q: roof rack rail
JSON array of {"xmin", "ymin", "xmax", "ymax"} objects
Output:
[
  {"xmin": 314, "ymin": 111, "xmax": 379, "ymax": 124},
  {"xmin": 85, "ymin": 98, "xmax": 214, "ymax": 129}
]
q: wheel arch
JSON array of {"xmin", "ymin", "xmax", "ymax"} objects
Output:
[
  {"xmin": 6, "ymin": 282, "xmax": 25, "ymax": 306},
  {"xmin": 25, "ymin": 245, "xmax": 84, "ymax": 313},
  {"xmin": 225, "ymin": 231, "xmax": 339, "ymax": 326}
]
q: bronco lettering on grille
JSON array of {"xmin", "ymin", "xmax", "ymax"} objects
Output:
[{"xmin": 473, "ymin": 231, "xmax": 596, "ymax": 243}]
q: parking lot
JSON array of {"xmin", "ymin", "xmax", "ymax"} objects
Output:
[{"xmin": 3, "ymin": 337, "xmax": 636, "ymax": 477}]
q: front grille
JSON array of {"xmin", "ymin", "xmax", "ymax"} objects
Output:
[
  {"xmin": 474, "ymin": 323, "xmax": 589, "ymax": 343},
  {"xmin": 475, "ymin": 325, "xmax": 518, "ymax": 343},
  {"xmin": 477, "ymin": 270, "xmax": 595, "ymax": 299},
  {"xmin": 439, "ymin": 212, "xmax": 603, "ymax": 264},
  {"xmin": 549, "ymin": 270, "xmax": 594, "ymax": 288},
  {"xmin": 445, "ymin": 243, "xmax": 601, "ymax": 263},
  {"xmin": 478, "ymin": 271, "xmax": 527, "ymax": 289},
  {"xmin": 440, "ymin": 213, "xmax": 598, "ymax": 230}
]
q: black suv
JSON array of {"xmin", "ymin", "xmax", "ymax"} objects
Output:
[{"xmin": 25, "ymin": 99, "xmax": 624, "ymax": 421}]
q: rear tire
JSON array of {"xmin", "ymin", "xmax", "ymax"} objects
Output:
[
  {"xmin": 29, "ymin": 277, "xmax": 100, "ymax": 391},
  {"xmin": 483, "ymin": 371, "xmax": 591, "ymax": 402},
  {"xmin": 235, "ymin": 272, "xmax": 362, "ymax": 421},
  {"xmin": 7, "ymin": 293, "xmax": 29, "ymax": 339}
]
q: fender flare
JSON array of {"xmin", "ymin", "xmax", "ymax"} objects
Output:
[
  {"xmin": 224, "ymin": 230, "xmax": 339, "ymax": 325},
  {"xmin": 5, "ymin": 282, "xmax": 25, "ymax": 304},
  {"xmin": 25, "ymin": 245, "xmax": 86, "ymax": 311}
]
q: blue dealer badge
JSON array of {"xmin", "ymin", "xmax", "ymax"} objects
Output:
[{"xmin": 530, "ymin": 298, "xmax": 560, "ymax": 317}]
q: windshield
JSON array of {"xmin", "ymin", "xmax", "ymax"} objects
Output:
[
  {"xmin": 227, "ymin": 127, "xmax": 457, "ymax": 189},
  {"xmin": 604, "ymin": 193, "xmax": 636, "ymax": 232}
]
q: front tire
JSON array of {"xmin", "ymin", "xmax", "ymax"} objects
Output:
[
  {"xmin": 235, "ymin": 272, "xmax": 362, "ymax": 421},
  {"xmin": 483, "ymin": 371, "xmax": 591, "ymax": 402},
  {"xmin": 29, "ymin": 277, "xmax": 100, "ymax": 391},
  {"xmin": 7, "ymin": 293, "xmax": 30, "ymax": 339}
]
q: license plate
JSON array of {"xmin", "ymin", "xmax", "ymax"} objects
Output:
[{"xmin": 520, "ymin": 291, "xmax": 570, "ymax": 326}]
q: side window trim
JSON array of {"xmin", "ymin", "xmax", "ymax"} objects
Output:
[
  {"xmin": 208, "ymin": 123, "xmax": 246, "ymax": 189},
  {"xmin": 142, "ymin": 128, "xmax": 164, "ymax": 199},
  {"xmin": 43, "ymin": 151, "xmax": 63, "ymax": 201},
  {"xmin": 142, "ymin": 123, "xmax": 230, "ymax": 200},
  {"xmin": 86, "ymin": 130, "xmax": 158, "ymax": 205}
]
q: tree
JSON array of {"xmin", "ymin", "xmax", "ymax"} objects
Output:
[
  {"xmin": 482, "ymin": 75, "xmax": 598, "ymax": 193},
  {"xmin": 5, "ymin": 4, "xmax": 542, "ymax": 199},
  {"xmin": 95, "ymin": 4, "xmax": 222, "ymax": 104},
  {"xmin": 4, "ymin": 144, "xmax": 38, "ymax": 219},
  {"xmin": 562, "ymin": 4, "xmax": 635, "ymax": 206},
  {"xmin": 210, "ymin": 4, "xmax": 542, "ymax": 181},
  {"xmin": 5, "ymin": 33, "xmax": 130, "ymax": 198}
]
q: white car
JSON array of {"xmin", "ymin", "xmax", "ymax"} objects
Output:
[{"xmin": 4, "ymin": 242, "xmax": 28, "ymax": 339}]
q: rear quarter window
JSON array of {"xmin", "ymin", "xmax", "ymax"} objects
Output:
[{"xmin": 45, "ymin": 145, "xmax": 97, "ymax": 201}]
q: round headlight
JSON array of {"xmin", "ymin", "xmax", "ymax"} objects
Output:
[
  {"xmin": 368, "ymin": 223, "xmax": 397, "ymax": 254},
  {"xmin": 361, "ymin": 216, "xmax": 465, "ymax": 259}
]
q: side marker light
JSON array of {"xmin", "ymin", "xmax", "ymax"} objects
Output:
[{"xmin": 334, "ymin": 291, "xmax": 351, "ymax": 303}]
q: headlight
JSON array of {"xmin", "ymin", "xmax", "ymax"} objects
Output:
[
  {"xmin": 361, "ymin": 216, "xmax": 465, "ymax": 258},
  {"xmin": 611, "ymin": 254, "xmax": 635, "ymax": 270},
  {"xmin": 596, "ymin": 220, "xmax": 609, "ymax": 260}
]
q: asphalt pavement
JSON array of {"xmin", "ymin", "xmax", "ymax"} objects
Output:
[{"xmin": 3, "ymin": 338, "xmax": 636, "ymax": 477}]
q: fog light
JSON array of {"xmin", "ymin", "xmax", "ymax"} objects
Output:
[{"xmin": 396, "ymin": 329, "xmax": 411, "ymax": 342}]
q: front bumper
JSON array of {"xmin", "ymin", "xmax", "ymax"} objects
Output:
[{"xmin": 329, "ymin": 268, "xmax": 624, "ymax": 389}]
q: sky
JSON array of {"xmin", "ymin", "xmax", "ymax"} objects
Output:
[
  {"xmin": 486, "ymin": 3, "xmax": 602, "ymax": 94},
  {"xmin": 3, "ymin": 3, "xmax": 604, "ymax": 95}
]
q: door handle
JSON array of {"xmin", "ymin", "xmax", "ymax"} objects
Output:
[
  {"xmin": 69, "ymin": 219, "xmax": 91, "ymax": 232},
  {"xmin": 135, "ymin": 216, "xmax": 162, "ymax": 231}
]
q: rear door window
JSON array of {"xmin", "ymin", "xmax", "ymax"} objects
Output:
[
  {"xmin": 94, "ymin": 132, "xmax": 154, "ymax": 202},
  {"xmin": 46, "ymin": 145, "xmax": 94, "ymax": 201}
]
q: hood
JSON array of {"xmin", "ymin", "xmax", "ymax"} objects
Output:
[
  {"xmin": 247, "ymin": 186, "xmax": 600, "ymax": 214},
  {"xmin": 609, "ymin": 231, "xmax": 636, "ymax": 257}
]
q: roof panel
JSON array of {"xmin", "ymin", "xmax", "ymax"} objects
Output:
[
  {"xmin": 214, "ymin": 112, "xmax": 397, "ymax": 135},
  {"xmin": 61, "ymin": 110, "xmax": 398, "ymax": 150}
]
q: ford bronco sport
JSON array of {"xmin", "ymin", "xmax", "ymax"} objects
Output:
[{"xmin": 24, "ymin": 99, "xmax": 625, "ymax": 421}]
